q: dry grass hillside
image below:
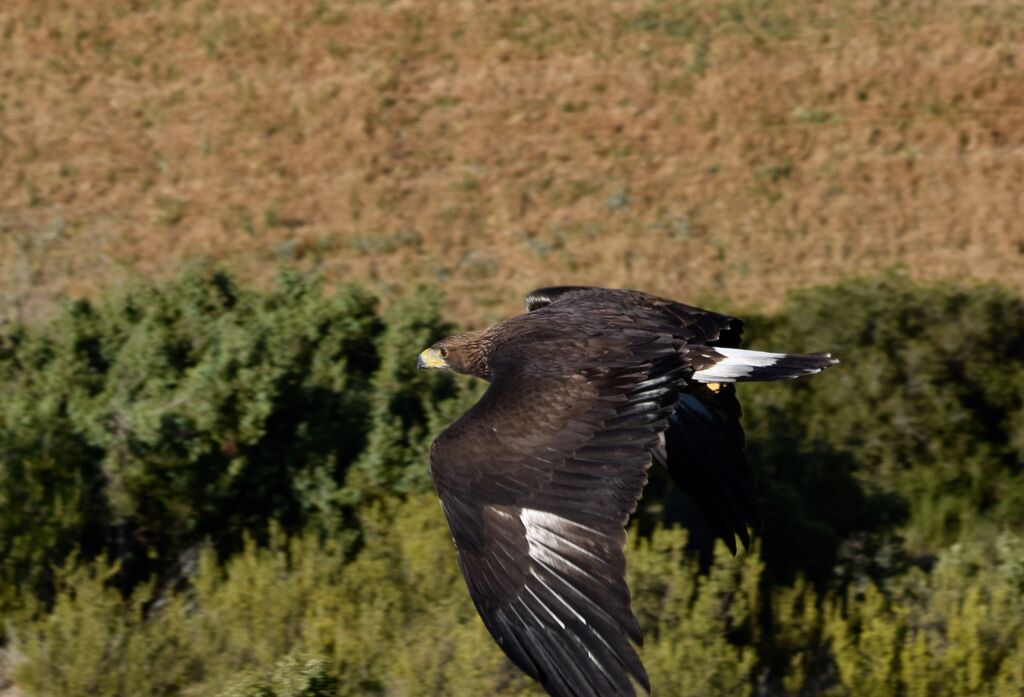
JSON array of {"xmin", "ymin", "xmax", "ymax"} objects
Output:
[{"xmin": 1, "ymin": 0, "xmax": 1022, "ymax": 324}]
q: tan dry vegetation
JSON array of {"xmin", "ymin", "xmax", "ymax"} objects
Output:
[{"xmin": 1, "ymin": 0, "xmax": 1023, "ymax": 324}]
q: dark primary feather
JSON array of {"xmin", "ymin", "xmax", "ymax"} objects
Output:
[
  {"xmin": 427, "ymin": 286, "xmax": 838, "ymax": 697},
  {"xmin": 653, "ymin": 383, "xmax": 759, "ymax": 554}
]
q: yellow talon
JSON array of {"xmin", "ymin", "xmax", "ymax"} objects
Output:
[{"xmin": 707, "ymin": 382, "xmax": 722, "ymax": 393}]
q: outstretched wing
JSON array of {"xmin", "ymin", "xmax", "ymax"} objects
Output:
[
  {"xmin": 429, "ymin": 335, "xmax": 687, "ymax": 697},
  {"xmin": 525, "ymin": 286, "xmax": 759, "ymax": 553},
  {"xmin": 524, "ymin": 287, "xmax": 833, "ymax": 554}
]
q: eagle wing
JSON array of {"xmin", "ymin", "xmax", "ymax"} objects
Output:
[
  {"xmin": 657, "ymin": 381, "xmax": 759, "ymax": 553},
  {"xmin": 429, "ymin": 331, "xmax": 687, "ymax": 697},
  {"xmin": 524, "ymin": 286, "xmax": 759, "ymax": 553},
  {"xmin": 523, "ymin": 285, "xmax": 743, "ymax": 347}
]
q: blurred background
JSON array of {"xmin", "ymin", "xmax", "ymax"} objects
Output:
[{"xmin": 1, "ymin": 1, "xmax": 1022, "ymax": 696}]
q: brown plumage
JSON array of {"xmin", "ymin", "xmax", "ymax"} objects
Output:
[{"xmin": 417, "ymin": 286, "xmax": 838, "ymax": 697}]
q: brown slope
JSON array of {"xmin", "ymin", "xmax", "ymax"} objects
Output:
[{"xmin": 1, "ymin": 0, "xmax": 1022, "ymax": 322}]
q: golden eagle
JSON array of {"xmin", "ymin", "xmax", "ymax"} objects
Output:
[{"xmin": 417, "ymin": 286, "xmax": 837, "ymax": 697}]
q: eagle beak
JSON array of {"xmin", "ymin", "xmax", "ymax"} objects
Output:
[{"xmin": 417, "ymin": 348, "xmax": 448, "ymax": 371}]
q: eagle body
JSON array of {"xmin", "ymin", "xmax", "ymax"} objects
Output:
[{"xmin": 418, "ymin": 286, "xmax": 837, "ymax": 697}]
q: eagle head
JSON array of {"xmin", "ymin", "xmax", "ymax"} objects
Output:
[{"xmin": 418, "ymin": 330, "xmax": 490, "ymax": 378}]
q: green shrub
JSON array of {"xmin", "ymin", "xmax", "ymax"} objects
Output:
[
  {"xmin": 12, "ymin": 496, "xmax": 1024, "ymax": 696},
  {"xmin": 10, "ymin": 496, "xmax": 760, "ymax": 696},
  {"xmin": 217, "ymin": 653, "xmax": 339, "ymax": 697},
  {"xmin": 0, "ymin": 267, "xmax": 461, "ymax": 622},
  {"xmin": 741, "ymin": 275, "xmax": 1024, "ymax": 582},
  {"xmin": 12, "ymin": 495, "xmax": 535, "ymax": 697},
  {"xmin": 821, "ymin": 531, "xmax": 1024, "ymax": 697},
  {"xmin": 4, "ymin": 271, "xmax": 1024, "ymax": 696}
]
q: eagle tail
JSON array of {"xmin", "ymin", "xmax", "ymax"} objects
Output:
[{"xmin": 692, "ymin": 347, "xmax": 838, "ymax": 383}]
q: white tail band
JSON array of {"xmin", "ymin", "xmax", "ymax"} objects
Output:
[{"xmin": 691, "ymin": 347, "xmax": 788, "ymax": 382}]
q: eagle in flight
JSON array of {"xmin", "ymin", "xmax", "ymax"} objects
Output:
[{"xmin": 417, "ymin": 286, "xmax": 837, "ymax": 697}]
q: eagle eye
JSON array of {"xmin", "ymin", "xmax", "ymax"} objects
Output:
[{"xmin": 439, "ymin": 348, "xmax": 449, "ymax": 358}]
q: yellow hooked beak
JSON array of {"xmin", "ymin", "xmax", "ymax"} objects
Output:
[{"xmin": 417, "ymin": 348, "xmax": 448, "ymax": 370}]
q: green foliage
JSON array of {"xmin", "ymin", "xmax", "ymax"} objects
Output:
[
  {"xmin": 631, "ymin": 528, "xmax": 760, "ymax": 696},
  {"xmin": 11, "ymin": 497, "xmax": 1024, "ymax": 697},
  {"xmin": 0, "ymin": 267, "xmax": 460, "ymax": 622},
  {"xmin": 11, "ymin": 559, "xmax": 190, "ymax": 697},
  {"xmin": 9, "ymin": 496, "xmax": 761, "ymax": 696},
  {"xmin": 741, "ymin": 274, "xmax": 1024, "ymax": 582},
  {"xmin": 3, "ymin": 270, "xmax": 1024, "ymax": 696},
  {"xmin": 341, "ymin": 287, "xmax": 465, "ymax": 504},
  {"xmin": 821, "ymin": 532, "xmax": 1024, "ymax": 697},
  {"xmin": 12, "ymin": 496, "xmax": 538, "ymax": 697},
  {"xmin": 217, "ymin": 653, "xmax": 339, "ymax": 697}
]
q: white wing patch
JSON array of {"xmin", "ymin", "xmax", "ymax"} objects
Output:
[
  {"xmin": 520, "ymin": 509, "xmax": 601, "ymax": 566},
  {"xmin": 691, "ymin": 347, "xmax": 786, "ymax": 382},
  {"xmin": 518, "ymin": 508, "xmax": 609, "ymax": 626}
]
